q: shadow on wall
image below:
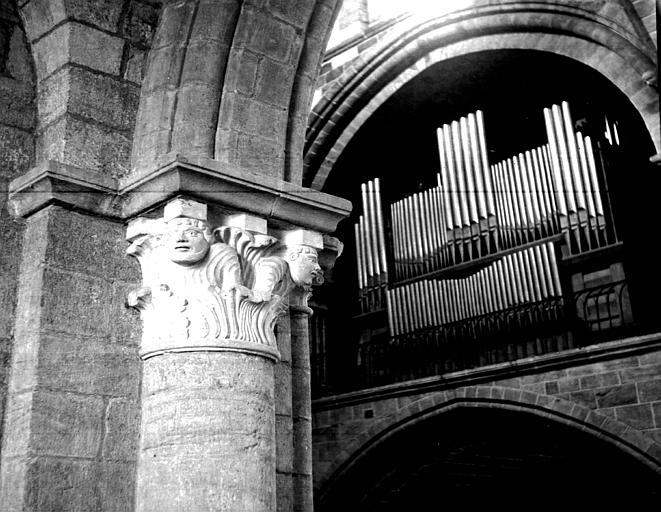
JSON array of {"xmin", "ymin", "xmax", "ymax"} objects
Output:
[{"xmin": 317, "ymin": 405, "xmax": 661, "ymax": 510}]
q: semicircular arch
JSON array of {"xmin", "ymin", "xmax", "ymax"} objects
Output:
[{"xmin": 304, "ymin": 6, "xmax": 659, "ymax": 190}]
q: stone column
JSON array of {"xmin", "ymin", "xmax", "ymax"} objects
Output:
[
  {"xmin": 290, "ymin": 303, "xmax": 314, "ymax": 512},
  {"xmin": 137, "ymin": 351, "xmax": 277, "ymax": 511},
  {"xmin": 4, "ymin": 155, "xmax": 351, "ymax": 511},
  {"xmin": 127, "ymin": 198, "xmax": 328, "ymax": 511},
  {"xmin": 281, "ymin": 230, "xmax": 326, "ymax": 512}
]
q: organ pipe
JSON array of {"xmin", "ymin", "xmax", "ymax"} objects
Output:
[
  {"xmin": 385, "ymin": 242, "xmax": 562, "ymax": 336},
  {"xmin": 355, "ymin": 102, "xmax": 618, "ymax": 318}
]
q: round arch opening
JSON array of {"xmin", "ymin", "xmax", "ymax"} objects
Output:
[
  {"xmin": 311, "ymin": 48, "xmax": 661, "ymax": 395},
  {"xmin": 317, "ymin": 405, "xmax": 661, "ymax": 510}
]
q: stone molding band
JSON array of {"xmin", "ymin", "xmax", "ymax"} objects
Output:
[
  {"xmin": 8, "ymin": 154, "xmax": 352, "ymax": 234},
  {"xmin": 138, "ymin": 339, "xmax": 282, "ymax": 362}
]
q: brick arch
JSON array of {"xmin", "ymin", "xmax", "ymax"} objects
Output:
[
  {"xmin": 131, "ymin": 0, "xmax": 342, "ymax": 183},
  {"xmin": 304, "ymin": 5, "xmax": 659, "ymax": 190},
  {"xmin": 317, "ymin": 385, "xmax": 661, "ymax": 500}
]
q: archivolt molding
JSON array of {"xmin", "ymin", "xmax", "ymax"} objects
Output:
[
  {"xmin": 132, "ymin": 0, "xmax": 342, "ymax": 182},
  {"xmin": 317, "ymin": 387, "xmax": 661, "ymax": 498},
  {"xmin": 304, "ymin": 3, "xmax": 659, "ymax": 189},
  {"xmin": 126, "ymin": 197, "xmax": 328, "ymax": 360}
]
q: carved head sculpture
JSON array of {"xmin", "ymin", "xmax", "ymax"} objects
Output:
[
  {"xmin": 285, "ymin": 245, "xmax": 323, "ymax": 288},
  {"xmin": 164, "ymin": 217, "xmax": 212, "ymax": 265}
]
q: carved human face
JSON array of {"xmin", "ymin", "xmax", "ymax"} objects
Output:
[
  {"xmin": 165, "ymin": 218, "xmax": 210, "ymax": 265},
  {"xmin": 287, "ymin": 247, "xmax": 322, "ymax": 287}
]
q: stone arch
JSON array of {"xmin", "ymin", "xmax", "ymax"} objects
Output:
[
  {"xmin": 317, "ymin": 385, "xmax": 661, "ymax": 500},
  {"xmin": 0, "ymin": 0, "xmax": 37, "ymax": 462},
  {"xmin": 304, "ymin": 4, "xmax": 659, "ymax": 190},
  {"xmin": 13, "ymin": 0, "xmax": 162, "ymax": 176},
  {"xmin": 1, "ymin": 1, "xmax": 36, "ymax": 172},
  {"xmin": 131, "ymin": 0, "xmax": 342, "ymax": 183}
]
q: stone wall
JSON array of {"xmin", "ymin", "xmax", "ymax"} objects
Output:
[
  {"xmin": 21, "ymin": 0, "xmax": 158, "ymax": 177},
  {"xmin": 312, "ymin": 337, "xmax": 661, "ymax": 494},
  {"xmin": 0, "ymin": 207, "xmax": 142, "ymax": 510},
  {"xmin": 317, "ymin": 0, "xmax": 657, "ymax": 100},
  {"xmin": 0, "ymin": 0, "xmax": 34, "ymax": 461},
  {"xmin": 306, "ymin": 1, "xmax": 659, "ymax": 189}
]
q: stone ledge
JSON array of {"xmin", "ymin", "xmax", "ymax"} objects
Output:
[
  {"xmin": 312, "ymin": 332, "xmax": 661, "ymax": 411},
  {"xmin": 8, "ymin": 160, "xmax": 120, "ymax": 219},
  {"xmin": 8, "ymin": 155, "xmax": 352, "ymax": 233},
  {"xmin": 120, "ymin": 154, "xmax": 352, "ymax": 232}
]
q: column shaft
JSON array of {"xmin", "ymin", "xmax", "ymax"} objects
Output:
[
  {"xmin": 291, "ymin": 307, "xmax": 314, "ymax": 512},
  {"xmin": 136, "ymin": 352, "xmax": 276, "ymax": 511}
]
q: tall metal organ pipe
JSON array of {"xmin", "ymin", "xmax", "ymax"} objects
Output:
[{"xmin": 354, "ymin": 102, "xmax": 617, "ymax": 318}]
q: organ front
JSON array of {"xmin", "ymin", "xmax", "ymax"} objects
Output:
[{"xmin": 310, "ymin": 100, "xmax": 656, "ymax": 394}]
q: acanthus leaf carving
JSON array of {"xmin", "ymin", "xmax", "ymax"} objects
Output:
[{"xmin": 126, "ymin": 198, "xmax": 326, "ymax": 360}]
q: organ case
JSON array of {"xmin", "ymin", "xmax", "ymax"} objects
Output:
[{"xmin": 348, "ymin": 102, "xmax": 632, "ymax": 383}]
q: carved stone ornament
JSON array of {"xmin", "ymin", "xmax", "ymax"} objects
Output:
[{"xmin": 126, "ymin": 198, "xmax": 324, "ymax": 360}]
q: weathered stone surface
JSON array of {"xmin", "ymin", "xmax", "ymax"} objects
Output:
[
  {"xmin": 653, "ymin": 402, "xmax": 661, "ymax": 427},
  {"xmin": 110, "ymin": 281, "xmax": 142, "ymax": 346},
  {"xmin": 615, "ymin": 403, "xmax": 654, "ymax": 430},
  {"xmin": 102, "ymin": 397, "xmax": 140, "ymax": 461},
  {"xmin": 0, "ymin": 78, "xmax": 35, "ymax": 131},
  {"xmin": 225, "ymin": 48, "xmax": 260, "ymax": 96},
  {"xmin": 292, "ymin": 365, "xmax": 312, "ymax": 419},
  {"xmin": 150, "ymin": 0, "xmax": 195, "ymax": 51},
  {"xmin": 124, "ymin": 45, "xmax": 147, "ymax": 84},
  {"xmin": 593, "ymin": 383, "xmax": 637, "ymax": 409},
  {"xmin": 1, "ymin": 204, "xmax": 143, "ymax": 509},
  {"xmin": 68, "ymin": 23, "xmax": 124, "ymax": 75},
  {"xmin": 240, "ymin": 8, "xmax": 298, "ymax": 63},
  {"xmin": 255, "ymin": 57, "xmax": 296, "ymax": 108},
  {"xmin": 45, "ymin": 208, "xmax": 137, "ymax": 282},
  {"xmin": 137, "ymin": 352, "xmax": 276, "ymax": 511},
  {"xmin": 556, "ymin": 376, "xmax": 580, "ymax": 393},
  {"xmin": 218, "ymin": 91, "xmax": 288, "ymax": 142},
  {"xmin": 268, "ymin": 0, "xmax": 314, "ymax": 29},
  {"xmin": 0, "ymin": 456, "xmax": 28, "ymax": 511},
  {"xmin": 620, "ymin": 364, "xmax": 661, "ymax": 383},
  {"xmin": 37, "ymin": 334, "xmax": 140, "ymax": 397},
  {"xmin": 0, "ymin": 126, "xmax": 34, "ymax": 178},
  {"xmin": 120, "ymin": 1, "xmax": 158, "ymax": 47},
  {"xmin": 41, "ymin": 269, "xmax": 114, "ymax": 336},
  {"xmin": 275, "ymin": 362, "xmax": 293, "ymax": 416},
  {"xmin": 1, "ymin": 390, "xmax": 32, "ymax": 458},
  {"xmin": 19, "ymin": 0, "xmax": 66, "ymax": 41},
  {"xmin": 276, "ymin": 471, "xmax": 294, "ymax": 512},
  {"xmin": 65, "ymin": 0, "xmax": 123, "ymax": 32},
  {"xmin": 39, "ymin": 66, "xmax": 140, "ymax": 131},
  {"xmin": 33, "ymin": 23, "xmax": 124, "ymax": 79},
  {"xmin": 29, "ymin": 390, "xmax": 105, "ymax": 458},
  {"xmin": 579, "ymin": 371, "xmax": 620, "ymax": 389},
  {"xmin": 638, "ymin": 379, "xmax": 661, "ymax": 403},
  {"xmin": 19, "ymin": 458, "xmax": 135, "ymax": 512},
  {"xmin": 37, "ymin": 116, "xmax": 131, "ymax": 176},
  {"xmin": 276, "ymin": 413, "xmax": 294, "ymax": 473},
  {"xmin": 0, "ymin": 215, "xmax": 23, "ymax": 338},
  {"xmin": 568, "ymin": 390, "xmax": 597, "ymax": 409},
  {"xmin": 191, "ymin": 0, "xmax": 239, "ymax": 43}
]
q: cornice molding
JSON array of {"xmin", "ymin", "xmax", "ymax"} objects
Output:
[{"xmin": 8, "ymin": 154, "xmax": 352, "ymax": 233}]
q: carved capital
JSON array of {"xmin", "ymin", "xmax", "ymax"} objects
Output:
[
  {"xmin": 280, "ymin": 230, "xmax": 324, "ymax": 310},
  {"xmin": 126, "ymin": 198, "xmax": 332, "ymax": 360}
]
